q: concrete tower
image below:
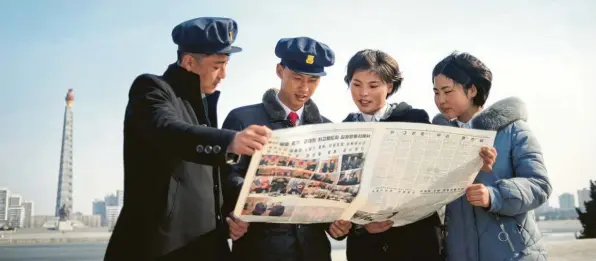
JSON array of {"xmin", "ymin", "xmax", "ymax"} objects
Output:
[{"xmin": 55, "ymin": 89, "xmax": 74, "ymax": 218}]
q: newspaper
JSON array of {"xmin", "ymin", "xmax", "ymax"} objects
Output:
[{"xmin": 232, "ymin": 121, "xmax": 497, "ymax": 227}]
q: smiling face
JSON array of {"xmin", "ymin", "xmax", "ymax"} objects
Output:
[
  {"xmin": 350, "ymin": 70, "xmax": 393, "ymax": 115},
  {"xmin": 277, "ymin": 64, "xmax": 320, "ymax": 111},
  {"xmin": 344, "ymin": 50, "xmax": 402, "ymax": 115},
  {"xmin": 432, "ymin": 74, "xmax": 477, "ymax": 120}
]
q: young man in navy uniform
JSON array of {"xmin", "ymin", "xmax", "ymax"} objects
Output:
[
  {"xmin": 104, "ymin": 17, "xmax": 272, "ymax": 261},
  {"xmin": 222, "ymin": 37, "xmax": 352, "ymax": 261}
]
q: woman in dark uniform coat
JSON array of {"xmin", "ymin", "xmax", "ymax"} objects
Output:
[{"xmin": 342, "ymin": 49, "xmax": 444, "ymax": 261}]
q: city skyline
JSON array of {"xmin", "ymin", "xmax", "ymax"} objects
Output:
[
  {"xmin": 1, "ymin": 186, "xmax": 120, "ymax": 227},
  {"xmin": 0, "ymin": 187, "xmax": 123, "ymax": 216},
  {"xmin": 1, "ymin": 0, "xmax": 595, "ymax": 215},
  {"xmin": 3, "ymin": 183, "xmax": 593, "ymax": 216}
]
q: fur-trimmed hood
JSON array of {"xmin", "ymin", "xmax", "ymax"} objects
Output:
[
  {"xmin": 262, "ymin": 88, "xmax": 327, "ymax": 124},
  {"xmin": 431, "ymin": 97, "xmax": 528, "ymax": 131}
]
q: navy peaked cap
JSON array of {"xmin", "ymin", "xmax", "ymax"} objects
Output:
[
  {"xmin": 172, "ymin": 17, "xmax": 242, "ymax": 54},
  {"xmin": 275, "ymin": 37, "xmax": 335, "ymax": 76}
]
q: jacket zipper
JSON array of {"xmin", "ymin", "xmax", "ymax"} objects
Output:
[{"xmin": 495, "ymin": 215, "xmax": 520, "ymax": 259}]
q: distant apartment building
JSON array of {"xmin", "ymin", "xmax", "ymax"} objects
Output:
[
  {"xmin": 116, "ymin": 190, "xmax": 124, "ymax": 207},
  {"xmin": 75, "ymin": 214, "xmax": 102, "ymax": 228},
  {"xmin": 92, "ymin": 200, "xmax": 107, "ymax": 226},
  {"xmin": 7, "ymin": 206, "xmax": 25, "ymax": 228},
  {"xmin": 93, "ymin": 190, "xmax": 124, "ymax": 227},
  {"xmin": 106, "ymin": 205, "xmax": 121, "ymax": 229},
  {"xmin": 104, "ymin": 194, "xmax": 118, "ymax": 207},
  {"xmin": 577, "ymin": 188, "xmax": 591, "ymax": 211},
  {"xmin": 536, "ymin": 202, "xmax": 553, "ymax": 213},
  {"xmin": 0, "ymin": 188, "xmax": 8, "ymax": 224},
  {"xmin": 8, "ymin": 194, "xmax": 22, "ymax": 207},
  {"xmin": 21, "ymin": 201, "xmax": 34, "ymax": 228},
  {"xmin": 559, "ymin": 193, "xmax": 576, "ymax": 210},
  {"xmin": 32, "ymin": 215, "xmax": 58, "ymax": 228}
]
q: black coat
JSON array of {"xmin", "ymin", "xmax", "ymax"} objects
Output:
[
  {"xmin": 221, "ymin": 88, "xmax": 337, "ymax": 261},
  {"xmin": 343, "ymin": 102, "xmax": 444, "ymax": 261},
  {"xmin": 104, "ymin": 64, "xmax": 237, "ymax": 261}
]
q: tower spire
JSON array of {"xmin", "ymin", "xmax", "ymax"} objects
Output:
[{"xmin": 56, "ymin": 89, "xmax": 74, "ymax": 218}]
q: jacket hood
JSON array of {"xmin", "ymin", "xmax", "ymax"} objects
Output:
[{"xmin": 432, "ymin": 97, "xmax": 528, "ymax": 131}]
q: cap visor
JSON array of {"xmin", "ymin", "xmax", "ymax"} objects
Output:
[
  {"xmin": 216, "ymin": 45, "xmax": 242, "ymax": 54},
  {"xmin": 288, "ymin": 67, "xmax": 326, "ymax": 77}
]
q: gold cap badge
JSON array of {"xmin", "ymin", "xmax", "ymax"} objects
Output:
[{"xmin": 306, "ymin": 55, "xmax": 314, "ymax": 64}]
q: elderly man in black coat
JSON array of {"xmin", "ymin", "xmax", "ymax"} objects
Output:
[
  {"xmin": 103, "ymin": 17, "xmax": 271, "ymax": 261},
  {"xmin": 222, "ymin": 37, "xmax": 352, "ymax": 261}
]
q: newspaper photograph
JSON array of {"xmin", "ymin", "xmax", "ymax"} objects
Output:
[{"xmin": 232, "ymin": 122, "xmax": 496, "ymax": 227}]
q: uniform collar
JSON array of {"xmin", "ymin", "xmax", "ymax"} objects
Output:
[
  {"xmin": 455, "ymin": 111, "xmax": 480, "ymax": 129},
  {"xmin": 275, "ymin": 94, "xmax": 304, "ymax": 121},
  {"xmin": 360, "ymin": 103, "xmax": 390, "ymax": 122},
  {"xmin": 163, "ymin": 63, "xmax": 202, "ymax": 99},
  {"xmin": 261, "ymin": 88, "xmax": 325, "ymax": 124},
  {"xmin": 456, "ymin": 119, "xmax": 472, "ymax": 128},
  {"xmin": 162, "ymin": 63, "xmax": 220, "ymax": 103},
  {"xmin": 162, "ymin": 63, "xmax": 221, "ymax": 126}
]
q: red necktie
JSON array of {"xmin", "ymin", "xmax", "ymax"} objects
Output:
[{"xmin": 287, "ymin": 112, "xmax": 299, "ymax": 127}]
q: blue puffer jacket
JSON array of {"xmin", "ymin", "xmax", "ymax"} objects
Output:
[{"xmin": 432, "ymin": 97, "xmax": 552, "ymax": 261}]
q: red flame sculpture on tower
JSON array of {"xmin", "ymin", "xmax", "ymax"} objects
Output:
[{"xmin": 65, "ymin": 89, "xmax": 74, "ymax": 107}]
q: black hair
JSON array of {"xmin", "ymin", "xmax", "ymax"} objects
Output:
[
  {"xmin": 432, "ymin": 51, "xmax": 493, "ymax": 107},
  {"xmin": 344, "ymin": 49, "xmax": 403, "ymax": 98}
]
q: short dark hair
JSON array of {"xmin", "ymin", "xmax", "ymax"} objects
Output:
[
  {"xmin": 432, "ymin": 51, "xmax": 493, "ymax": 106},
  {"xmin": 344, "ymin": 49, "xmax": 403, "ymax": 98}
]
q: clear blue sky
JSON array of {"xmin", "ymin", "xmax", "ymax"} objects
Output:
[{"xmin": 1, "ymin": 0, "xmax": 595, "ymax": 215}]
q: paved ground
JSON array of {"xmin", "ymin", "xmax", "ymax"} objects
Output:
[
  {"xmin": 2, "ymin": 238, "xmax": 593, "ymax": 261},
  {"xmin": 330, "ymin": 239, "xmax": 596, "ymax": 261},
  {"xmin": 1, "ymin": 228, "xmax": 594, "ymax": 260},
  {"xmin": 546, "ymin": 239, "xmax": 596, "ymax": 261}
]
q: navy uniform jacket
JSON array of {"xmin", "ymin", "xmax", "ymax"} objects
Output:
[
  {"xmin": 221, "ymin": 88, "xmax": 336, "ymax": 261},
  {"xmin": 343, "ymin": 102, "xmax": 444, "ymax": 261},
  {"xmin": 104, "ymin": 64, "xmax": 234, "ymax": 261}
]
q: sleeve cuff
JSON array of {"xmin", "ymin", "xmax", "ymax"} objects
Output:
[
  {"xmin": 487, "ymin": 185, "xmax": 502, "ymax": 213},
  {"xmin": 353, "ymin": 224, "xmax": 367, "ymax": 235},
  {"xmin": 226, "ymin": 153, "xmax": 242, "ymax": 165}
]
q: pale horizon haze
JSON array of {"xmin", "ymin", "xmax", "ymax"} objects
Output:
[{"xmin": 1, "ymin": 0, "xmax": 595, "ymax": 215}]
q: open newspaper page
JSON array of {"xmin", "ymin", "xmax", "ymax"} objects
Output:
[
  {"xmin": 349, "ymin": 123, "xmax": 497, "ymax": 227},
  {"xmin": 232, "ymin": 122, "xmax": 382, "ymax": 223}
]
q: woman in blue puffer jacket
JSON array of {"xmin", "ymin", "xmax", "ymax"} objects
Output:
[{"xmin": 431, "ymin": 51, "xmax": 552, "ymax": 261}]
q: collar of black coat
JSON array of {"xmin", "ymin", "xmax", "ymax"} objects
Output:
[
  {"xmin": 262, "ymin": 88, "xmax": 325, "ymax": 124},
  {"xmin": 431, "ymin": 97, "xmax": 528, "ymax": 131},
  {"xmin": 343, "ymin": 102, "xmax": 414, "ymax": 122},
  {"xmin": 162, "ymin": 63, "xmax": 221, "ymax": 104}
]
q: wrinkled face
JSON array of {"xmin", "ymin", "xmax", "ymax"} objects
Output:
[
  {"xmin": 276, "ymin": 64, "xmax": 320, "ymax": 111},
  {"xmin": 350, "ymin": 71, "xmax": 393, "ymax": 115},
  {"xmin": 433, "ymin": 74, "xmax": 477, "ymax": 120},
  {"xmin": 184, "ymin": 54, "xmax": 229, "ymax": 94}
]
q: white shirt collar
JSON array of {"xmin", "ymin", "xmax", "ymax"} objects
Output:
[
  {"xmin": 456, "ymin": 119, "xmax": 472, "ymax": 129},
  {"xmin": 361, "ymin": 103, "xmax": 389, "ymax": 122},
  {"xmin": 455, "ymin": 111, "xmax": 480, "ymax": 129},
  {"xmin": 276, "ymin": 94, "xmax": 304, "ymax": 125}
]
